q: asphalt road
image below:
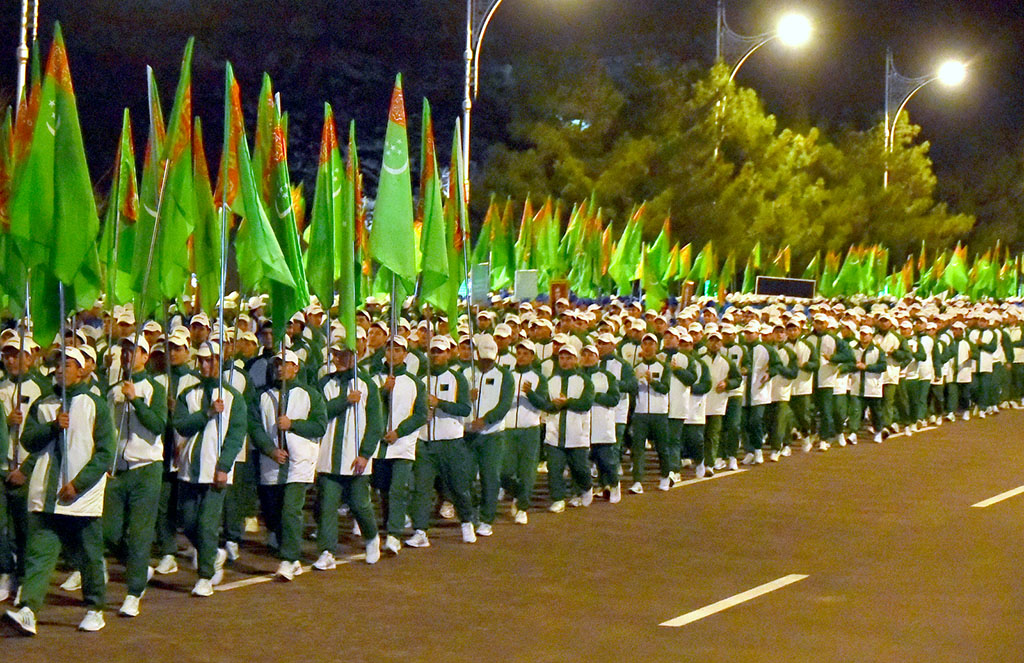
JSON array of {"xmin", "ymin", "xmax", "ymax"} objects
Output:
[{"xmin": 4, "ymin": 411, "xmax": 1024, "ymax": 662}]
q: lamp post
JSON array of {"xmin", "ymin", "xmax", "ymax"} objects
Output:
[
  {"xmin": 462, "ymin": 0, "xmax": 507, "ymax": 210},
  {"xmin": 883, "ymin": 49, "xmax": 966, "ymax": 188},
  {"xmin": 714, "ymin": 1, "xmax": 811, "ymax": 158},
  {"xmin": 14, "ymin": 0, "xmax": 40, "ymax": 112}
]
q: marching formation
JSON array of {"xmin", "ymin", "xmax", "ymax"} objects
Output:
[{"xmin": 2, "ymin": 290, "xmax": 1022, "ymax": 635}]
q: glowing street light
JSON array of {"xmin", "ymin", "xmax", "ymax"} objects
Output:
[
  {"xmin": 937, "ymin": 59, "xmax": 968, "ymax": 87},
  {"xmin": 883, "ymin": 50, "xmax": 968, "ymax": 187},
  {"xmin": 716, "ymin": 2, "xmax": 813, "ymax": 82}
]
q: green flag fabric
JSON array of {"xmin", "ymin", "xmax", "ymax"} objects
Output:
[{"xmin": 417, "ymin": 98, "xmax": 449, "ymax": 311}]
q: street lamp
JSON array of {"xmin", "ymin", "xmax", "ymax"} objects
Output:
[
  {"xmin": 883, "ymin": 49, "xmax": 966, "ymax": 188},
  {"xmin": 14, "ymin": 0, "xmax": 40, "ymax": 108},
  {"xmin": 462, "ymin": 0, "xmax": 507, "ymax": 209},
  {"xmin": 716, "ymin": 2, "xmax": 812, "ymax": 82}
]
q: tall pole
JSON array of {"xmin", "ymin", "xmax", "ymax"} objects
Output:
[
  {"xmin": 462, "ymin": 0, "xmax": 474, "ymax": 208},
  {"xmin": 15, "ymin": 0, "xmax": 30, "ymax": 106}
]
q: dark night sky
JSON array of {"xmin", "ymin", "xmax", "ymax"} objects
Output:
[{"xmin": 0, "ymin": 0, "xmax": 1021, "ymax": 194}]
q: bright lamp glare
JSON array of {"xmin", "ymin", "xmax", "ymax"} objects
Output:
[
  {"xmin": 937, "ymin": 60, "xmax": 967, "ymax": 87},
  {"xmin": 776, "ymin": 13, "xmax": 812, "ymax": 48}
]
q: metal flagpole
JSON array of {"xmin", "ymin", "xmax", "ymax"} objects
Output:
[
  {"xmin": 58, "ymin": 282, "xmax": 69, "ymax": 487},
  {"xmin": 114, "ymin": 160, "xmax": 171, "ymax": 474},
  {"xmin": 11, "ymin": 271, "xmax": 31, "ymax": 468},
  {"xmin": 216, "ymin": 201, "xmax": 229, "ymax": 453},
  {"xmin": 105, "ymin": 159, "xmax": 123, "ymax": 365}
]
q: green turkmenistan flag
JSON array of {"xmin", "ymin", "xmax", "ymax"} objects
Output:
[
  {"xmin": 819, "ymin": 250, "xmax": 840, "ymax": 297},
  {"xmin": 306, "ymin": 103, "xmax": 343, "ymax": 316},
  {"xmin": 742, "ymin": 241, "xmax": 762, "ymax": 293},
  {"xmin": 8, "ymin": 24, "xmax": 100, "ymax": 342},
  {"xmin": 369, "ymin": 74, "xmax": 417, "ymax": 296},
  {"xmin": 641, "ymin": 246, "xmax": 666, "ymax": 310},
  {"xmin": 221, "ymin": 63, "xmax": 296, "ymax": 301},
  {"xmin": 443, "ymin": 120, "xmax": 469, "ymax": 330},
  {"xmin": 514, "ymin": 197, "xmax": 534, "ymax": 273},
  {"xmin": 801, "ymin": 252, "xmax": 820, "ymax": 283},
  {"xmin": 132, "ymin": 39, "xmax": 195, "ymax": 314},
  {"xmin": 98, "ymin": 108, "xmax": 140, "ymax": 306},
  {"xmin": 191, "ymin": 118, "xmax": 222, "ymax": 315},
  {"xmin": 647, "ymin": 216, "xmax": 671, "ymax": 280},
  {"xmin": 490, "ymin": 197, "xmax": 516, "ymax": 291},
  {"xmin": 607, "ymin": 203, "xmax": 644, "ymax": 295},
  {"xmin": 472, "ymin": 195, "xmax": 495, "ymax": 268},
  {"xmin": 417, "ymin": 98, "xmax": 449, "ymax": 312}
]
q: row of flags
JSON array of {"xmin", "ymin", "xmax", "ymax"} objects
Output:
[
  {"xmin": 469, "ymin": 193, "xmax": 1023, "ymax": 306},
  {"xmin": 0, "ymin": 27, "xmax": 473, "ymax": 346}
]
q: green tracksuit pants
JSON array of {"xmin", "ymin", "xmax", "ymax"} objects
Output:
[
  {"xmin": 767, "ymin": 401, "xmax": 792, "ymax": 451},
  {"xmin": 316, "ymin": 474, "xmax": 377, "ymax": 551},
  {"xmin": 103, "ymin": 462, "xmax": 161, "ymax": 597},
  {"xmin": 155, "ymin": 472, "xmax": 179, "ymax": 557},
  {"xmin": 833, "ymin": 393, "xmax": 849, "ymax": 435},
  {"xmin": 814, "ymin": 388, "xmax": 836, "ymax": 440},
  {"xmin": 721, "ymin": 398, "xmax": 743, "ymax": 459},
  {"xmin": 790, "ymin": 394, "xmax": 812, "ymax": 436},
  {"xmin": 371, "ymin": 458, "xmax": 414, "ymax": 538},
  {"xmin": 629, "ymin": 413, "xmax": 672, "ymax": 480},
  {"xmin": 590, "ymin": 444, "xmax": 619, "ymax": 487},
  {"xmin": 743, "ymin": 404, "xmax": 766, "ymax": 452},
  {"xmin": 411, "ymin": 439, "xmax": 475, "ymax": 530},
  {"xmin": 1, "ymin": 481, "xmax": 28, "ymax": 583},
  {"xmin": 501, "ymin": 427, "xmax": 541, "ymax": 512},
  {"xmin": 681, "ymin": 421, "xmax": 701, "ymax": 464},
  {"xmin": 702, "ymin": 416, "xmax": 723, "ymax": 467},
  {"xmin": 260, "ymin": 483, "xmax": 310, "ymax": 563},
  {"xmin": 19, "ymin": 512, "xmax": 105, "ymax": 613},
  {"xmin": 178, "ymin": 482, "xmax": 226, "ymax": 580},
  {"xmin": 545, "ymin": 445, "xmax": 591, "ymax": 502},
  {"xmin": 466, "ymin": 431, "xmax": 505, "ymax": 525},
  {"xmin": 223, "ymin": 455, "xmax": 258, "ymax": 545},
  {"xmin": 848, "ymin": 395, "xmax": 884, "ymax": 433}
]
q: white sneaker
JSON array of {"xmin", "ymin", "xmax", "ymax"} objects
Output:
[
  {"xmin": 873, "ymin": 432, "xmax": 883, "ymax": 443},
  {"xmin": 497, "ymin": 487, "xmax": 507, "ymax": 501},
  {"xmin": 836, "ymin": 434, "xmax": 846, "ymax": 447},
  {"xmin": 0, "ymin": 574, "xmax": 10, "ymax": 603},
  {"xmin": 801, "ymin": 441, "xmax": 813, "ymax": 453},
  {"xmin": 337, "ymin": 504, "xmax": 350, "ymax": 517},
  {"xmin": 509, "ymin": 503, "xmax": 519, "ymax": 518},
  {"xmin": 119, "ymin": 594, "xmax": 141, "ymax": 618},
  {"xmin": 439, "ymin": 501, "xmax": 456, "ymax": 520},
  {"xmin": 461, "ymin": 522, "xmax": 477, "ymax": 543},
  {"xmin": 892, "ymin": 423, "xmax": 902, "ymax": 433},
  {"xmin": 275, "ymin": 560, "xmax": 296, "ymax": 581},
  {"xmin": 537, "ymin": 462, "xmax": 548, "ymax": 474},
  {"xmin": 947, "ymin": 412, "xmax": 956, "ymax": 422},
  {"xmin": 476, "ymin": 523, "xmax": 494, "ymax": 537},
  {"xmin": 211, "ymin": 548, "xmax": 228, "ymax": 586},
  {"xmin": 781, "ymin": 446, "xmax": 792, "ymax": 457},
  {"xmin": 769, "ymin": 451, "xmax": 781, "ymax": 462},
  {"xmin": 155, "ymin": 554, "xmax": 178, "ymax": 575},
  {"xmin": 404, "ymin": 514, "xmax": 413, "ymax": 529},
  {"xmin": 628, "ymin": 482, "xmax": 644, "ymax": 495},
  {"xmin": 404, "ymin": 531, "xmax": 429, "ymax": 549},
  {"xmin": 244, "ymin": 516, "xmax": 260, "ymax": 533},
  {"xmin": 754, "ymin": 450, "xmax": 764, "ymax": 464},
  {"xmin": 727, "ymin": 457, "xmax": 739, "ymax": 471},
  {"xmin": 60, "ymin": 571, "xmax": 82, "ymax": 592},
  {"xmin": 848, "ymin": 433, "xmax": 858, "ymax": 445},
  {"xmin": 352, "ymin": 521, "xmax": 362, "ymax": 537},
  {"xmin": 817, "ymin": 441, "xmax": 829, "ymax": 452},
  {"xmin": 78, "ymin": 610, "xmax": 105, "ymax": 632},
  {"xmin": 609, "ymin": 484, "xmax": 622, "ymax": 503},
  {"xmin": 365, "ymin": 537, "xmax": 381, "ymax": 564},
  {"xmin": 188, "ymin": 546, "xmax": 199, "ymax": 570},
  {"xmin": 567, "ymin": 496, "xmax": 583, "ymax": 507},
  {"xmin": 514, "ymin": 510, "xmax": 529, "ymax": 524},
  {"xmin": 581, "ymin": 488, "xmax": 594, "ymax": 507},
  {"xmin": 670, "ymin": 471, "xmax": 682, "ymax": 483},
  {"xmin": 5, "ymin": 606, "xmax": 36, "ymax": 635},
  {"xmin": 191, "ymin": 578, "xmax": 214, "ymax": 597},
  {"xmin": 386, "ymin": 534, "xmax": 405, "ymax": 553},
  {"xmin": 658, "ymin": 477, "xmax": 671, "ymax": 491},
  {"xmin": 680, "ymin": 458, "xmax": 694, "ymax": 469},
  {"xmin": 905, "ymin": 425, "xmax": 914, "ymax": 437},
  {"xmin": 695, "ymin": 462, "xmax": 706, "ymax": 479},
  {"xmin": 548, "ymin": 500, "xmax": 566, "ymax": 513},
  {"xmin": 313, "ymin": 551, "xmax": 337, "ymax": 571},
  {"xmin": 225, "ymin": 541, "xmax": 240, "ymax": 562},
  {"xmin": 713, "ymin": 458, "xmax": 727, "ymax": 470},
  {"xmin": 741, "ymin": 453, "xmax": 755, "ymax": 465}
]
